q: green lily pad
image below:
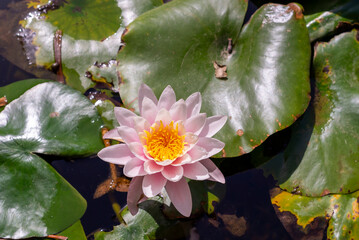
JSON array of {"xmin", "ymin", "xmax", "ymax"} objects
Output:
[
  {"xmin": 0, "ymin": 78, "xmax": 49, "ymax": 112},
  {"xmin": 94, "ymin": 197, "xmax": 192, "ymax": 240},
  {"xmin": 261, "ymin": 30, "xmax": 359, "ymax": 196},
  {"xmin": 117, "ymin": 0, "xmax": 311, "ymax": 157},
  {"xmin": 46, "ymin": 0, "xmax": 122, "ymax": 41},
  {"xmin": 0, "ymin": 81, "xmax": 104, "ymax": 239},
  {"xmin": 305, "ymin": 0, "xmax": 359, "ymax": 42},
  {"xmin": 272, "ymin": 189, "xmax": 359, "ymax": 240},
  {"xmin": 53, "ymin": 220, "xmax": 87, "ymax": 240},
  {"xmin": 251, "ymin": 0, "xmax": 351, "ymax": 15},
  {"xmin": 32, "ymin": 220, "xmax": 86, "ymax": 240},
  {"xmin": 20, "ymin": 0, "xmax": 163, "ymax": 93}
]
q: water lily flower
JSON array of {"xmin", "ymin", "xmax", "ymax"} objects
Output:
[{"xmin": 98, "ymin": 84, "xmax": 227, "ymax": 217}]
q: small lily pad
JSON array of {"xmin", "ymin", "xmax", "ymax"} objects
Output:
[
  {"xmin": 272, "ymin": 189, "xmax": 359, "ymax": 239},
  {"xmin": 305, "ymin": 0, "xmax": 359, "ymax": 41}
]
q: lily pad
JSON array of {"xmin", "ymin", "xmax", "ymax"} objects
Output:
[
  {"xmin": 261, "ymin": 30, "xmax": 359, "ymax": 196},
  {"xmin": 19, "ymin": 0, "xmax": 163, "ymax": 93},
  {"xmin": 45, "ymin": 0, "xmax": 122, "ymax": 41},
  {"xmin": 33, "ymin": 220, "xmax": 87, "ymax": 240},
  {"xmin": 0, "ymin": 78, "xmax": 49, "ymax": 112},
  {"xmin": 272, "ymin": 189, "xmax": 359, "ymax": 240},
  {"xmin": 94, "ymin": 197, "xmax": 192, "ymax": 240},
  {"xmin": 305, "ymin": 0, "xmax": 359, "ymax": 42},
  {"xmin": 0, "ymin": 81, "xmax": 104, "ymax": 239},
  {"xmin": 117, "ymin": 0, "xmax": 311, "ymax": 157}
]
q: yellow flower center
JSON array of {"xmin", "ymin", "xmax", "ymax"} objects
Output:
[{"xmin": 143, "ymin": 121, "xmax": 186, "ymax": 162}]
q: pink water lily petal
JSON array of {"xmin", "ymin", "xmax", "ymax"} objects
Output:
[
  {"xmin": 133, "ymin": 116, "xmax": 150, "ymax": 133},
  {"xmin": 141, "ymin": 97, "xmax": 158, "ymax": 125},
  {"xmin": 196, "ymin": 137, "xmax": 225, "ymax": 158},
  {"xmin": 114, "ymin": 107, "xmax": 136, "ymax": 127},
  {"xmin": 185, "ymin": 132, "xmax": 199, "ymax": 145},
  {"xmin": 199, "ymin": 115, "xmax": 227, "ymax": 137},
  {"xmin": 142, "ymin": 173, "xmax": 167, "ymax": 197},
  {"xmin": 97, "ymin": 144, "xmax": 133, "ymax": 165},
  {"xmin": 158, "ymin": 85, "xmax": 176, "ymax": 110},
  {"xmin": 201, "ymin": 159, "xmax": 225, "ymax": 184},
  {"xmin": 187, "ymin": 145, "xmax": 208, "ymax": 162},
  {"xmin": 185, "ymin": 92, "xmax": 201, "ymax": 117},
  {"xmin": 171, "ymin": 154, "xmax": 191, "ymax": 166},
  {"xmin": 155, "ymin": 108, "xmax": 172, "ymax": 126},
  {"xmin": 144, "ymin": 160, "xmax": 164, "ymax": 174},
  {"xmin": 139, "ymin": 83, "xmax": 158, "ymax": 115},
  {"xmin": 169, "ymin": 99, "xmax": 187, "ymax": 122},
  {"xmin": 103, "ymin": 128, "xmax": 123, "ymax": 142},
  {"xmin": 118, "ymin": 126, "xmax": 140, "ymax": 144},
  {"xmin": 128, "ymin": 142, "xmax": 147, "ymax": 161},
  {"xmin": 165, "ymin": 178, "xmax": 192, "ymax": 217},
  {"xmin": 154, "ymin": 159, "xmax": 174, "ymax": 166},
  {"xmin": 184, "ymin": 113, "xmax": 206, "ymax": 135},
  {"xmin": 183, "ymin": 162, "xmax": 209, "ymax": 180},
  {"xmin": 161, "ymin": 165, "xmax": 183, "ymax": 182},
  {"xmin": 175, "ymin": 120, "xmax": 186, "ymax": 135},
  {"xmin": 127, "ymin": 176, "xmax": 144, "ymax": 215},
  {"xmin": 124, "ymin": 158, "xmax": 146, "ymax": 177}
]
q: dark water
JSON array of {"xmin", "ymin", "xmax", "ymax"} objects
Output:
[{"xmin": 0, "ymin": 1, "xmax": 292, "ymax": 239}]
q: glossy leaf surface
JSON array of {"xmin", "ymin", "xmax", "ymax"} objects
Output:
[
  {"xmin": 117, "ymin": 0, "xmax": 311, "ymax": 157},
  {"xmin": 272, "ymin": 189, "xmax": 359, "ymax": 240},
  {"xmin": 262, "ymin": 30, "xmax": 359, "ymax": 196},
  {"xmin": 305, "ymin": 0, "xmax": 359, "ymax": 42},
  {"xmin": 0, "ymin": 81, "xmax": 104, "ymax": 238}
]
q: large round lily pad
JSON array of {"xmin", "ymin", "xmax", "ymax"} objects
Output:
[
  {"xmin": 0, "ymin": 81, "xmax": 104, "ymax": 239},
  {"xmin": 262, "ymin": 30, "xmax": 359, "ymax": 196},
  {"xmin": 117, "ymin": 0, "xmax": 311, "ymax": 157}
]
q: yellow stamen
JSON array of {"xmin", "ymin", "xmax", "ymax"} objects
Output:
[{"xmin": 143, "ymin": 121, "xmax": 186, "ymax": 162}]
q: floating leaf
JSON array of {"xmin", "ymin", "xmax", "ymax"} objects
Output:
[
  {"xmin": 19, "ymin": 0, "xmax": 163, "ymax": 92},
  {"xmin": 305, "ymin": 0, "xmax": 359, "ymax": 42},
  {"xmin": 0, "ymin": 78, "xmax": 48, "ymax": 112},
  {"xmin": 251, "ymin": 0, "xmax": 351, "ymax": 15},
  {"xmin": 262, "ymin": 30, "xmax": 359, "ymax": 196},
  {"xmin": 45, "ymin": 0, "xmax": 122, "ymax": 41},
  {"xmin": 117, "ymin": 0, "xmax": 311, "ymax": 157},
  {"xmin": 0, "ymin": 81, "xmax": 104, "ymax": 239},
  {"xmin": 272, "ymin": 189, "xmax": 359, "ymax": 240},
  {"xmin": 94, "ymin": 197, "xmax": 192, "ymax": 240},
  {"xmin": 33, "ymin": 220, "xmax": 87, "ymax": 240}
]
